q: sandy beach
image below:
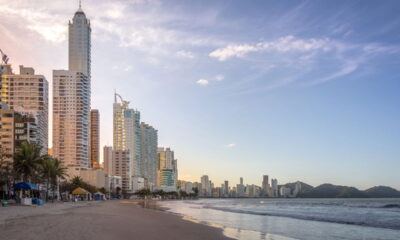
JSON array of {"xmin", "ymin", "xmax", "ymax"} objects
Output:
[{"xmin": 0, "ymin": 200, "xmax": 232, "ymax": 240}]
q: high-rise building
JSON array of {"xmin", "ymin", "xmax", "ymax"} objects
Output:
[
  {"xmin": 113, "ymin": 93, "xmax": 141, "ymax": 177},
  {"xmin": 240, "ymin": 177, "xmax": 243, "ymax": 185},
  {"xmin": 103, "ymin": 146, "xmax": 113, "ymax": 176},
  {"xmin": 0, "ymin": 65, "xmax": 48, "ymax": 155},
  {"xmin": 157, "ymin": 147, "xmax": 174, "ymax": 169},
  {"xmin": 53, "ymin": 5, "xmax": 91, "ymax": 177},
  {"xmin": 113, "ymin": 150, "xmax": 131, "ymax": 192},
  {"xmin": 90, "ymin": 109, "xmax": 100, "ymax": 168},
  {"xmin": 140, "ymin": 122, "xmax": 158, "ymax": 189},
  {"xmin": 262, "ymin": 175, "xmax": 270, "ymax": 196},
  {"xmin": 53, "ymin": 70, "xmax": 90, "ymax": 176},
  {"xmin": 157, "ymin": 147, "xmax": 178, "ymax": 190},
  {"xmin": 271, "ymin": 178, "xmax": 278, "ymax": 197},
  {"xmin": 69, "ymin": 4, "xmax": 91, "ymax": 77},
  {"xmin": 0, "ymin": 103, "xmax": 37, "ymax": 160},
  {"xmin": 200, "ymin": 175, "xmax": 210, "ymax": 196},
  {"xmin": 224, "ymin": 180, "xmax": 229, "ymax": 197}
]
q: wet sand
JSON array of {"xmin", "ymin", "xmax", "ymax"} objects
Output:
[{"xmin": 0, "ymin": 200, "xmax": 233, "ymax": 240}]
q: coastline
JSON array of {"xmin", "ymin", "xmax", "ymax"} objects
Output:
[{"xmin": 0, "ymin": 200, "xmax": 234, "ymax": 240}]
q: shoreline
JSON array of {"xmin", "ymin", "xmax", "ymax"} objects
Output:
[{"xmin": 0, "ymin": 200, "xmax": 234, "ymax": 240}]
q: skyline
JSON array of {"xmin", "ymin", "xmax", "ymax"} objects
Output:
[{"xmin": 0, "ymin": 0, "xmax": 400, "ymax": 189}]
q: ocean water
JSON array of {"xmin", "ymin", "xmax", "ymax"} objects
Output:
[{"xmin": 160, "ymin": 198, "xmax": 400, "ymax": 240}]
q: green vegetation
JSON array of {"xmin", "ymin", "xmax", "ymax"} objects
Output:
[{"xmin": 0, "ymin": 142, "xmax": 68, "ymax": 201}]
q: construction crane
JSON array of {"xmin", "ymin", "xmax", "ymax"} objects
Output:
[
  {"xmin": 0, "ymin": 49, "xmax": 9, "ymax": 74},
  {"xmin": 0, "ymin": 49, "xmax": 9, "ymax": 65}
]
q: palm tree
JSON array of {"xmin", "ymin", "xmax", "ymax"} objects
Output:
[
  {"xmin": 13, "ymin": 142, "xmax": 43, "ymax": 182},
  {"xmin": 40, "ymin": 156, "xmax": 68, "ymax": 202},
  {"xmin": 40, "ymin": 155, "xmax": 54, "ymax": 201},
  {"xmin": 51, "ymin": 157, "xmax": 68, "ymax": 201},
  {"xmin": 0, "ymin": 148, "xmax": 13, "ymax": 200},
  {"xmin": 72, "ymin": 176, "xmax": 84, "ymax": 186}
]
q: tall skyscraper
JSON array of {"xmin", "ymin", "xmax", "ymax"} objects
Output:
[
  {"xmin": 200, "ymin": 175, "xmax": 210, "ymax": 196},
  {"xmin": 53, "ymin": 5, "xmax": 91, "ymax": 176},
  {"xmin": 103, "ymin": 146, "xmax": 113, "ymax": 176},
  {"xmin": 262, "ymin": 175, "xmax": 270, "ymax": 196},
  {"xmin": 224, "ymin": 180, "xmax": 229, "ymax": 196},
  {"xmin": 90, "ymin": 109, "xmax": 99, "ymax": 168},
  {"xmin": 113, "ymin": 92, "xmax": 141, "ymax": 191},
  {"xmin": 271, "ymin": 178, "xmax": 278, "ymax": 197},
  {"xmin": 0, "ymin": 65, "xmax": 48, "ymax": 155},
  {"xmin": 140, "ymin": 122, "xmax": 158, "ymax": 189},
  {"xmin": 69, "ymin": 4, "xmax": 91, "ymax": 77}
]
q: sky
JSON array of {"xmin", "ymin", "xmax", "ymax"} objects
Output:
[{"xmin": 0, "ymin": 0, "xmax": 399, "ymax": 190}]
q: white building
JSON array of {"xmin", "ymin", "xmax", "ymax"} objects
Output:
[
  {"xmin": 113, "ymin": 92, "xmax": 141, "ymax": 189},
  {"xmin": 200, "ymin": 175, "xmax": 211, "ymax": 197},
  {"xmin": 53, "ymin": 5, "xmax": 91, "ymax": 177},
  {"xmin": 132, "ymin": 176, "xmax": 145, "ymax": 192},
  {"xmin": 105, "ymin": 175, "xmax": 122, "ymax": 196}
]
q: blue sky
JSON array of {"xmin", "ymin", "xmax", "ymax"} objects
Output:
[{"xmin": 0, "ymin": 0, "xmax": 399, "ymax": 189}]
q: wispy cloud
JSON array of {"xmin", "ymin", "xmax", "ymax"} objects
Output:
[
  {"xmin": 196, "ymin": 79, "xmax": 209, "ymax": 86},
  {"xmin": 176, "ymin": 50, "xmax": 194, "ymax": 59},
  {"xmin": 215, "ymin": 74, "xmax": 224, "ymax": 81},
  {"xmin": 209, "ymin": 35, "xmax": 330, "ymax": 61},
  {"xmin": 226, "ymin": 143, "xmax": 236, "ymax": 148},
  {"xmin": 0, "ymin": 5, "xmax": 67, "ymax": 43}
]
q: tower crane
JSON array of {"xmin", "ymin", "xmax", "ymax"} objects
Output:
[{"xmin": 0, "ymin": 49, "xmax": 9, "ymax": 74}]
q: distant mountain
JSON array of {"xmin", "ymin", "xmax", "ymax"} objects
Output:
[
  {"xmin": 298, "ymin": 184, "xmax": 367, "ymax": 198},
  {"xmin": 284, "ymin": 181, "xmax": 314, "ymax": 194},
  {"xmin": 365, "ymin": 186, "xmax": 400, "ymax": 198}
]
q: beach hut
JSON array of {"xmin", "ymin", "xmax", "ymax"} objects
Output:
[
  {"xmin": 72, "ymin": 187, "xmax": 90, "ymax": 201},
  {"xmin": 13, "ymin": 182, "xmax": 39, "ymax": 205},
  {"xmin": 93, "ymin": 192, "xmax": 105, "ymax": 201}
]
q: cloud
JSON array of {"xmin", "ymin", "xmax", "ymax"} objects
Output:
[
  {"xmin": 0, "ymin": 5, "xmax": 67, "ymax": 43},
  {"xmin": 104, "ymin": 2, "xmax": 126, "ymax": 19},
  {"xmin": 209, "ymin": 44, "xmax": 257, "ymax": 61},
  {"xmin": 308, "ymin": 62, "xmax": 358, "ymax": 86},
  {"xmin": 226, "ymin": 143, "xmax": 236, "ymax": 148},
  {"xmin": 196, "ymin": 79, "xmax": 209, "ymax": 86},
  {"xmin": 209, "ymin": 35, "xmax": 330, "ymax": 61},
  {"xmin": 176, "ymin": 50, "xmax": 194, "ymax": 59},
  {"xmin": 215, "ymin": 74, "xmax": 224, "ymax": 81}
]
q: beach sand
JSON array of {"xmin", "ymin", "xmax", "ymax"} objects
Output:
[{"xmin": 0, "ymin": 200, "xmax": 233, "ymax": 240}]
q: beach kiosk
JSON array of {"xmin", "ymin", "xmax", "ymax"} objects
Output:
[
  {"xmin": 72, "ymin": 187, "xmax": 90, "ymax": 201},
  {"xmin": 93, "ymin": 192, "xmax": 105, "ymax": 201},
  {"xmin": 13, "ymin": 182, "xmax": 39, "ymax": 205}
]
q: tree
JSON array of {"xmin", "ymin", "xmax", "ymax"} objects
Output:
[
  {"xmin": 40, "ymin": 156, "xmax": 68, "ymax": 201},
  {"xmin": 51, "ymin": 157, "xmax": 68, "ymax": 201},
  {"xmin": 13, "ymin": 142, "xmax": 43, "ymax": 182},
  {"xmin": 135, "ymin": 188, "xmax": 151, "ymax": 199},
  {"xmin": 71, "ymin": 176, "xmax": 97, "ymax": 194},
  {"xmin": 179, "ymin": 190, "xmax": 188, "ymax": 199},
  {"xmin": 152, "ymin": 189, "xmax": 166, "ymax": 199},
  {"xmin": 0, "ymin": 147, "xmax": 13, "ymax": 200},
  {"xmin": 192, "ymin": 187, "xmax": 199, "ymax": 197}
]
